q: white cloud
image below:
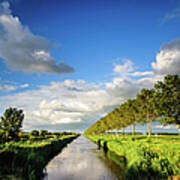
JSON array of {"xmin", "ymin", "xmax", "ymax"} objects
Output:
[
  {"xmin": 0, "ymin": 83, "xmax": 17, "ymax": 92},
  {"xmin": 0, "ymin": 80, "xmax": 119, "ymax": 130},
  {"xmin": 137, "ymin": 75, "xmax": 163, "ymax": 89},
  {"xmin": 155, "ymin": 124, "xmax": 178, "ymax": 130},
  {"xmin": 0, "ymin": 57, "xmax": 175, "ymax": 131},
  {"xmin": 0, "ymin": 2, "xmax": 74, "ymax": 74},
  {"xmin": 3, "ymin": 84, "xmax": 17, "ymax": 92},
  {"xmin": 0, "ymin": 56, "xmax": 165, "ymax": 131},
  {"xmin": 131, "ymin": 71, "xmax": 154, "ymax": 77},
  {"xmin": 106, "ymin": 77, "xmax": 139, "ymax": 99},
  {"xmin": 113, "ymin": 59, "xmax": 133, "ymax": 75},
  {"xmin": 152, "ymin": 38, "xmax": 180, "ymax": 75},
  {"xmin": 0, "ymin": 82, "xmax": 30, "ymax": 92},
  {"xmin": 20, "ymin": 83, "xmax": 29, "ymax": 88}
]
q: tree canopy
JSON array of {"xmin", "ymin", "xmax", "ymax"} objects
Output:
[{"xmin": 0, "ymin": 107, "xmax": 24, "ymax": 141}]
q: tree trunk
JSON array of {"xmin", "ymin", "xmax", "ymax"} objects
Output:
[
  {"xmin": 148, "ymin": 122, "xmax": 151, "ymax": 136},
  {"xmin": 116, "ymin": 129, "xmax": 119, "ymax": 137},
  {"xmin": 178, "ymin": 124, "xmax": 180, "ymax": 135},
  {"xmin": 132, "ymin": 123, "xmax": 135, "ymax": 136},
  {"xmin": 122, "ymin": 128, "xmax": 125, "ymax": 136},
  {"xmin": 147, "ymin": 112, "xmax": 151, "ymax": 136}
]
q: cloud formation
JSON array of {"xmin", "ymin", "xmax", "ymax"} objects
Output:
[
  {"xmin": 106, "ymin": 77, "xmax": 139, "ymax": 99},
  {"xmin": 113, "ymin": 59, "xmax": 133, "ymax": 75},
  {"xmin": 152, "ymin": 38, "xmax": 180, "ymax": 75},
  {"xmin": 20, "ymin": 83, "xmax": 29, "ymax": 88},
  {"xmin": 0, "ymin": 2, "xmax": 74, "ymax": 74},
  {"xmin": 0, "ymin": 53, "xmax": 165, "ymax": 131},
  {"xmin": 0, "ymin": 83, "xmax": 17, "ymax": 92},
  {"xmin": 0, "ymin": 77, "xmax": 142, "ymax": 131},
  {"xmin": 0, "ymin": 82, "xmax": 29, "ymax": 93},
  {"xmin": 131, "ymin": 71, "xmax": 153, "ymax": 77},
  {"xmin": 1, "ymin": 70, "xmax": 159, "ymax": 131}
]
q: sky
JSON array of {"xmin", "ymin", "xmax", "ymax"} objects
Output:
[{"xmin": 0, "ymin": 0, "xmax": 180, "ymax": 133}]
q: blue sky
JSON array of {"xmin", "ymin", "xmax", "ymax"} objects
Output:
[{"xmin": 0, "ymin": 0, "xmax": 180, "ymax": 132}]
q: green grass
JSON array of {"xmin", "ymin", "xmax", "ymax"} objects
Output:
[
  {"xmin": 86, "ymin": 135, "xmax": 180, "ymax": 180},
  {"xmin": 0, "ymin": 134, "xmax": 79, "ymax": 180}
]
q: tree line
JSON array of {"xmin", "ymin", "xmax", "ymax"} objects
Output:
[{"xmin": 84, "ymin": 74, "xmax": 180, "ymax": 136}]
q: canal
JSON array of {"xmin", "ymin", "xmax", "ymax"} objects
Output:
[{"xmin": 44, "ymin": 136, "xmax": 124, "ymax": 180}]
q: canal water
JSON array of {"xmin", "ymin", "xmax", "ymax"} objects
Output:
[{"xmin": 43, "ymin": 136, "xmax": 124, "ymax": 180}]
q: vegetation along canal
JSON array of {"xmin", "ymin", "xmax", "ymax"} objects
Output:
[{"xmin": 44, "ymin": 136, "xmax": 124, "ymax": 180}]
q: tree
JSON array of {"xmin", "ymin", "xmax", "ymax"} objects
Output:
[
  {"xmin": 0, "ymin": 107, "xmax": 24, "ymax": 141},
  {"xmin": 118, "ymin": 103, "xmax": 130, "ymax": 135},
  {"xmin": 154, "ymin": 74, "xmax": 180, "ymax": 133},
  {"xmin": 30, "ymin": 130, "xmax": 39, "ymax": 137},
  {"xmin": 39, "ymin": 130, "xmax": 48, "ymax": 137},
  {"xmin": 124, "ymin": 99, "xmax": 140, "ymax": 136},
  {"xmin": 136, "ymin": 88, "xmax": 157, "ymax": 136}
]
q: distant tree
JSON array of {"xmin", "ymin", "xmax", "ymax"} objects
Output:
[
  {"xmin": 39, "ymin": 130, "xmax": 48, "ymax": 137},
  {"xmin": 30, "ymin": 130, "xmax": 39, "ymax": 137},
  {"xmin": 0, "ymin": 107, "xmax": 24, "ymax": 141}
]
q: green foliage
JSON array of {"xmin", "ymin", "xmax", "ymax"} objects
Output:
[
  {"xmin": 155, "ymin": 75, "xmax": 180, "ymax": 132},
  {"xmin": 136, "ymin": 88, "xmax": 157, "ymax": 136},
  {"xmin": 0, "ymin": 134, "xmax": 79, "ymax": 179},
  {"xmin": 39, "ymin": 130, "xmax": 48, "ymax": 137},
  {"xmin": 0, "ymin": 108, "xmax": 24, "ymax": 141},
  {"xmin": 30, "ymin": 130, "xmax": 39, "ymax": 137},
  {"xmin": 86, "ymin": 135, "xmax": 180, "ymax": 179}
]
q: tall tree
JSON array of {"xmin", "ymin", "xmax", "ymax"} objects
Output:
[
  {"xmin": 118, "ymin": 102, "xmax": 131, "ymax": 135},
  {"xmin": 0, "ymin": 107, "xmax": 24, "ymax": 141},
  {"xmin": 154, "ymin": 74, "xmax": 180, "ymax": 133},
  {"xmin": 124, "ymin": 99, "xmax": 140, "ymax": 136},
  {"xmin": 136, "ymin": 89, "xmax": 157, "ymax": 136}
]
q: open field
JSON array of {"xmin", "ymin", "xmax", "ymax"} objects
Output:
[
  {"xmin": 86, "ymin": 135, "xmax": 180, "ymax": 180},
  {"xmin": 0, "ymin": 133, "xmax": 80, "ymax": 180}
]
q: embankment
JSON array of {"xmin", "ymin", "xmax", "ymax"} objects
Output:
[
  {"xmin": 86, "ymin": 135, "xmax": 180, "ymax": 180},
  {"xmin": 0, "ymin": 135, "xmax": 79, "ymax": 180}
]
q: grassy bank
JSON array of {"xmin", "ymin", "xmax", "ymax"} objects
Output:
[
  {"xmin": 86, "ymin": 135, "xmax": 180, "ymax": 180},
  {"xmin": 0, "ymin": 134, "xmax": 79, "ymax": 180}
]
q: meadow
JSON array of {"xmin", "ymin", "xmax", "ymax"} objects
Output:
[
  {"xmin": 86, "ymin": 134, "xmax": 180, "ymax": 180},
  {"xmin": 0, "ymin": 132, "xmax": 79, "ymax": 180}
]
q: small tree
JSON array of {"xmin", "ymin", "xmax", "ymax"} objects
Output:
[
  {"xmin": 0, "ymin": 107, "xmax": 24, "ymax": 141},
  {"xmin": 30, "ymin": 130, "xmax": 39, "ymax": 137},
  {"xmin": 39, "ymin": 130, "xmax": 48, "ymax": 137}
]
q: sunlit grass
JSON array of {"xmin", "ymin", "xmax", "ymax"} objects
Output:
[
  {"xmin": 0, "ymin": 134, "xmax": 79, "ymax": 180},
  {"xmin": 86, "ymin": 135, "xmax": 180, "ymax": 179}
]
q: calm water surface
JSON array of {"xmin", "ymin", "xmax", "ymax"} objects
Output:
[{"xmin": 43, "ymin": 136, "xmax": 124, "ymax": 180}]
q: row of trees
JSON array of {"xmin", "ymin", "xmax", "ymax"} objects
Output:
[{"xmin": 84, "ymin": 75, "xmax": 180, "ymax": 136}]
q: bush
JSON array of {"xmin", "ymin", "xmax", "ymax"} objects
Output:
[
  {"xmin": 30, "ymin": 130, "xmax": 39, "ymax": 137},
  {"xmin": 39, "ymin": 130, "xmax": 48, "ymax": 137}
]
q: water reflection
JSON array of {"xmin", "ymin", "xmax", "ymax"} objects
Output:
[{"xmin": 44, "ymin": 136, "xmax": 124, "ymax": 180}]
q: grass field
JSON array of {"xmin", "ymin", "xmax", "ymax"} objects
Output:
[
  {"xmin": 86, "ymin": 135, "xmax": 180, "ymax": 180},
  {"xmin": 0, "ymin": 134, "xmax": 79, "ymax": 180}
]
